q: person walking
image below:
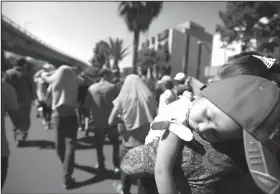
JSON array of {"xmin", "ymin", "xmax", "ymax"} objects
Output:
[
  {"xmin": 77, "ymin": 72, "xmax": 93, "ymax": 132},
  {"xmin": 42, "ymin": 65, "xmax": 83, "ymax": 189},
  {"xmin": 33, "ymin": 64, "xmax": 54, "ymax": 130},
  {"xmin": 84, "ymin": 68, "xmax": 120, "ymax": 172},
  {"xmin": 2, "ymin": 58, "xmax": 34, "ymax": 146},
  {"xmin": 108, "ymin": 74, "xmax": 157, "ymax": 194}
]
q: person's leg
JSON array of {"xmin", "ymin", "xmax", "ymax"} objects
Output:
[
  {"xmin": 63, "ymin": 116, "xmax": 78, "ymax": 186},
  {"xmin": 94, "ymin": 127, "xmax": 106, "ymax": 170},
  {"xmin": 53, "ymin": 116, "xmax": 65, "ymax": 163},
  {"xmin": 14, "ymin": 105, "xmax": 31, "ymax": 146},
  {"xmin": 76, "ymin": 107, "xmax": 82, "ymax": 131},
  {"xmin": 1, "ymin": 156, "xmax": 9, "ymax": 189},
  {"xmin": 35, "ymin": 99, "xmax": 41, "ymax": 118},
  {"xmin": 41, "ymin": 102, "xmax": 49, "ymax": 129},
  {"xmin": 107, "ymin": 127, "xmax": 120, "ymax": 170},
  {"xmin": 41, "ymin": 101, "xmax": 47, "ymax": 121},
  {"xmin": 80, "ymin": 107, "xmax": 85, "ymax": 130},
  {"xmin": 137, "ymin": 177, "xmax": 159, "ymax": 194},
  {"xmin": 21, "ymin": 105, "xmax": 31, "ymax": 140},
  {"xmin": 45, "ymin": 106, "xmax": 52, "ymax": 129},
  {"xmin": 120, "ymin": 145, "xmax": 133, "ymax": 194}
]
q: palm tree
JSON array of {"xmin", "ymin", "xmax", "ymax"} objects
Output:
[
  {"xmin": 108, "ymin": 37, "xmax": 129, "ymax": 70},
  {"xmin": 118, "ymin": 1, "xmax": 163, "ymax": 74},
  {"xmin": 138, "ymin": 47, "xmax": 170, "ymax": 79}
]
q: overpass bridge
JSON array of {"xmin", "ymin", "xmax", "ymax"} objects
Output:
[{"xmin": 1, "ymin": 14, "xmax": 88, "ymax": 69}]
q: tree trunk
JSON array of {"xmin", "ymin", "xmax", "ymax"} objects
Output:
[
  {"xmin": 105, "ymin": 58, "xmax": 110, "ymax": 69},
  {"xmin": 113, "ymin": 59, "xmax": 119, "ymax": 70},
  {"xmin": 132, "ymin": 29, "xmax": 140, "ymax": 74}
]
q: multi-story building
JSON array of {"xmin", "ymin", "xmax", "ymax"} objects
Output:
[
  {"xmin": 204, "ymin": 34, "xmax": 242, "ymax": 80},
  {"xmin": 121, "ymin": 66, "xmax": 133, "ymax": 77},
  {"xmin": 141, "ymin": 21, "xmax": 213, "ymax": 83}
]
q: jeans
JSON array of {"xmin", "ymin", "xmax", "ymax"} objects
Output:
[
  {"xmin": 119, "ymin": 145, "xmax": 158, "ymax": 194},
  {"xmin": 77, "ymin": 103, "xmax": 87, "ymax": 130},
  {"xmin": 1, "ymin": 156, "xmax": 8, "ymax": 189},
  {"xmin": 16, "ymin": 105, "xmax": 31, "ymax": 140},
  {"xmin": 53, "ymin": 115, "xmax": 78, "ymax": 182},
  {"xmin": 94, "ymin": 127, "xmax": 120, "ymax": 169},
  {"xmin": 38, "ymin": 101, "xmax": 52, "ymax": 123}
]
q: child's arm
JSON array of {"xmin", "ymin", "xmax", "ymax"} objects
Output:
[{"xmin": 155, "ymin": 129, "xmax": 182, "ymax": 194}]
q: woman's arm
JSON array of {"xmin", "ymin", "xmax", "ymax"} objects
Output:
[
  {"xmin": 108, "ymin": 102, "xmax": 120, "ymax": 126},
  {"xmin": 155, "ymin": 130, "xmax": 182, "ymax": 194},
  {"xmin": 41, "ymin": 70, "xmax": 56, "ymax": 84}
]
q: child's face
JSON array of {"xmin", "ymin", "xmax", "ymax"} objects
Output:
[{"xmin": 188, "ymin": 97, "xmax": 242, "ymax": 143}]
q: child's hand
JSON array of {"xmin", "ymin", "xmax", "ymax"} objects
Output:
[
  {"xmin": 150, "ymin": 96, "xmax": 194, "ymax": 142},
  {"xmin": 152, "ymin": 97, "xmax": 192, "ymax": 127}
]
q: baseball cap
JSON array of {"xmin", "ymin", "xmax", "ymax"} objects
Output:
[
  {"xmin": 174, "ymin": 72, "xmax": 186, "ymax": 81},
  {"xmin": 201, "ymin": 75, "xmax": 280, "ymax": 194},
  {"xmin": 158, "ymin": 75, "xmax": 173, "ymax": 85}
]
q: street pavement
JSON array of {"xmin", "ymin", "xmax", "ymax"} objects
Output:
[{"xmin": 3, "ymin": 106, "xmax": 137, "ymax": 194}]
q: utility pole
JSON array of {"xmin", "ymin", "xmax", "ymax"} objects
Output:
[{"xmin": 196, "ymin": 41, "xmax": 202, "ymax": 80}]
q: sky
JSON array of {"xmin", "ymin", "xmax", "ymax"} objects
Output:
[{"xmin": 2, "ymin": 2, "xmax": 227, "ymax": 68}]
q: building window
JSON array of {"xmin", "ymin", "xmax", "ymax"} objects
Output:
[
  {"xmin": 158, "ymin": 29, "xmax": 169, "ymax": 42},
  {"xmin": 142, "ymin": 40, "xmax": 150, "ymax": 48}
]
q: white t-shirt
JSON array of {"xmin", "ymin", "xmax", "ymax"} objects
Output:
[{"xmin": 145, "ymin": 93, "xmax": 194, "ymax": 144}]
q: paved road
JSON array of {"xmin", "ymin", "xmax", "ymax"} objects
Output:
[{"xmin": 3, "ymin": 107, "xmax": 137, "ymax": 194}]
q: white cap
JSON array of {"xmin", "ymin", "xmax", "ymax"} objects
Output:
[
  {"xmin": 174, "ymin": 72, "xmax": 186, "ymax": 81},
  {"xmin": 158, "ymin": 75, "xmax": 173, "ymax": 84}
]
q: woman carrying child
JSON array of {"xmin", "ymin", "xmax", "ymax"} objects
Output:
[
  {"xmin": 109, "ymin": 74, "xmax": 158, "ymax": 194},
  {"xmin": 120, "ymin": 53, "xmax": 280, "ymax": 194}
]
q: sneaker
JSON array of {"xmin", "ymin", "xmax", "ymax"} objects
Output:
[
  {"xmin": 114, "ymin": 167, "xmax": 120, "ymax": 174},
  {"xmin": 13, "ymin": 128, "xmax": 19, "ymax": 142},
  {"xmin": 94, "ymin": 164, "xmax": 106, "ymax": 173},
  {"xmin": 13, "ymin": 129, "xmax": 24, "ymax": 147},
  {"xmin": 21, "ymin": 132, "xmax": 28, "ymax": 141},
  {"xmin": 16, "ymin": 139, "xmax": 24, "ymax": 147},
  {"xmin": 45, "ymin": 125, "xmax": 51, "ymax": 131},
  {"xmin": 63, "ymin": 177, "xmax": 75, "ymax": 190}
]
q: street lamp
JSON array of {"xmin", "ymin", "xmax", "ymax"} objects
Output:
[
  {"xmin": 196, "ymin": 40, "xmax": 213, "ymax": 80},
  {"xmin": 196, "ymin": 41, "xmax": 203, "ymax": 79}
]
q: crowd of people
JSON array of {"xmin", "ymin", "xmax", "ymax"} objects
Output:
[{"xmin": 1, "ymin": 51, "xmax": 280, "ymax": 194}]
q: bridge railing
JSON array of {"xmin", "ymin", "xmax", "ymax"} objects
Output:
[
  {"xmin": 2, "ymin": 14, "xmax": 49, "ymax": 47},
  {"xmin": 2, "ymin": 14, "xmax": 87, "ymax": 67}
]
